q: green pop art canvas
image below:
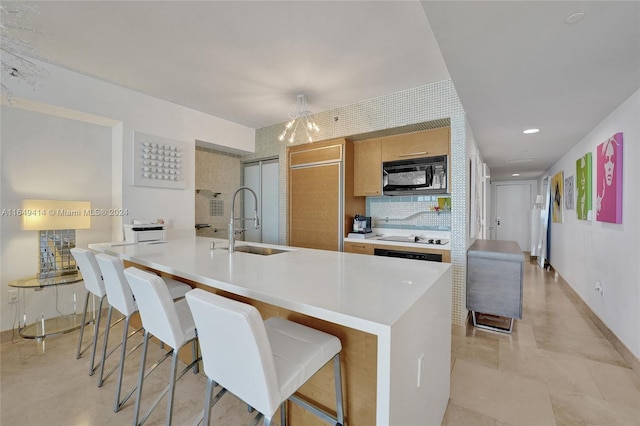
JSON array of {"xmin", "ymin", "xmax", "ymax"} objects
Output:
[{"xmin": 576, "ymin": 152, "xmax": 592, "ymax": 220}]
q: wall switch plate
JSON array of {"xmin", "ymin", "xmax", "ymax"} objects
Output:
[{"xmin": 8, "ymin": 289, "xmax": 18, "ymax": 304}]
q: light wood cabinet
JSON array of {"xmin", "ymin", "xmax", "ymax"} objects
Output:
[
  {"xmin": 381, "ymin": 128, "xmax": 450, "ymax": 162},
  {"xmin": 289, "ymin": 144, "xmax": 342, "ymax": 166},
  {"xmin": 353, "ymin": 139, "xmax": 382, "ymax": 196},
  {"xmin": 344, "ymin": 241, "xmax": 375, "ymax": 255},
  {"xmin": 288, "ymin": 139, "xmax": 364, "ymax": 251}
]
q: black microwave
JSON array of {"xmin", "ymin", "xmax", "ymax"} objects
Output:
[{"xmin": 382, "ymin": 155, "xmax": 448, "ymax": 196}]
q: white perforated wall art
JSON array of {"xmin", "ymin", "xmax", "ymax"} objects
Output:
[{"xmin": 132, "ymin": 131, "xmax": 186, "ymax": 189}]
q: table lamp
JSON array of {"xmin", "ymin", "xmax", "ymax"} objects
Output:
[{"xmin": 21, "ymin": 200, "xmax": 91, "ymax": 278}]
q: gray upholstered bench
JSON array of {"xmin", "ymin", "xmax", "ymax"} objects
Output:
[{"xmin": 466, "ymin": 239, "xmax": 524, "ymax": 333}]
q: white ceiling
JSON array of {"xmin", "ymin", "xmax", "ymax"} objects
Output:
[{"xmin": 3, "ymin": 1, "xmax": 639, "ymax": 181}]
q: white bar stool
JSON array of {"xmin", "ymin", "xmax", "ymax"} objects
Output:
[
  {"xmin": 124, "ymin": 267, "xmax": 200, "ymax": 426},
  {"xmin": 95, "ymin": 253, "xmax": 192, "ymax": 413},
  {"xmin": 71, "ymin": 248, "xmax": 121, "ymax": 376},
  {"xmin": 185, "ymin": 288, "xmax": 345, "ymax": 426}
]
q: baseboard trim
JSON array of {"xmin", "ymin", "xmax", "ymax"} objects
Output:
[
  {"xmin": 0, "ymin": 328, "xmax": 20, "ymax": 344},
  {"xmin": 553, "ymin": 267, "xmax": 640, "ymax": 376}
]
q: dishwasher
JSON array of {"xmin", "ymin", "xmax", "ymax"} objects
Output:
[{"xmin": 374, "ymin": 248, "xmax": 442, "ymax": 262}]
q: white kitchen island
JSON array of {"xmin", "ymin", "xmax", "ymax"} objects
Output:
[{"xmin": 89, "ymin": 236, "xmax": 452, "ymax": 426}]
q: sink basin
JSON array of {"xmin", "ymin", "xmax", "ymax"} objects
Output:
[{"xmin": 225, "ymin": 245, "xmax": 289, "ymax": 256}]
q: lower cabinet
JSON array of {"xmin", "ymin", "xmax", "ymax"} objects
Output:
[{"xmin": 343, "ymin": 241, "xmax": 375, "ymax": 255}]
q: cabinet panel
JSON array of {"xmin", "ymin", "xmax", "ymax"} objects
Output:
[
  {"xmin": 354, "ymin": 139, "xmax": 382, "ymax": 196},
  {"xmin": 381, "ymin": 128, "xmax": 450, "ymax": 162},
  {"xmin": 289, "ymin": 163, "xmax": 341, "ymax": 251},
  {"xmin": 344, "ymin": 241, "xmax": 375, "ymax": 255},
  {"xmin": 290, "ymin": 144, "xmax": 342, "ymax": 166}
]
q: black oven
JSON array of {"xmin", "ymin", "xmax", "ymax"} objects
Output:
[
  {"xmin": 382, "ymin": 155, "xmax": 447, "ymax": 196},
  {"xmin": 374, "ymin": 248, "xmax": 442, "ymax": 262}
]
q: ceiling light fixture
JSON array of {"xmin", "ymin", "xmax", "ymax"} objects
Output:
[
  {"xmin": 512, "ymin": 173, "xmax": 521, "ymax": 177},
  {"xmin": 523, "ymin": 128, "xmax": 540, "ymax": 134},
  {"xmin": 564, "ymin": 12, "xmax": 585, "ymax": 25},
  {"xmin": 506, "ymin": 158, "xmax": 534, "ymax": 164},
  {"xmin": 278, "ymin": 94, "xmax": 320, "ymax": 144}
]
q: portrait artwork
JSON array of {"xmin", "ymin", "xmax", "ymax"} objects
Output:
[
  {"xmin": 564, "ymin": 175, "xmax": 574, "ymax": 210},
  {"xmin": 576, "ymin": 153, "xmax": 592, "ymax": 220},
  {"xmin": 551, "ymin": 171, "xmax": 564, "ymax": 223},
  {"xmin": 596, "ymin": 132, "xmax": 623, "ymax": 224}
]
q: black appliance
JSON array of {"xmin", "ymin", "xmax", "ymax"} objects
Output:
[
  {"xmin": 382, "ymin": 155, "xmax": 447, "ymax": 196},
  {"xmin": 374, "ymin": 248, "xmax": 442, "ymax": 262}
]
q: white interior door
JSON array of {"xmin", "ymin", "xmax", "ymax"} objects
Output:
[
  {"xmin": 244, "ymin": 159, "xmax": 279, "ymax": 244},
  {"xmin": 260, "ymin": 159, "xmax": 279, "ymax": 244},
  {"xmin": 495, "ymin": 183, "xmax": 531, "ymax": 250}
]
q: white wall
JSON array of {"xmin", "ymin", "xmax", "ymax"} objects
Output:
[
  {"xmin": 465, "ymin": 117, "xmax": 486, "ymax": 247},
  {"xmin": 545, "ymin": 89, "xmax": 639, "ymax": 358},
  {"xmin": 1, "ymin": 106, "xmax": 113, "ymax": 331},
  {"xmin": 1, "ymin": 58, "xmax": 255, "ymax": 333},
  {"xmin": 3, "ymin": 57, "xmax": 255, "ymax": 234}
]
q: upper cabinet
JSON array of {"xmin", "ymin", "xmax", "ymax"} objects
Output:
[
  {"xmin": 354, "ymin": 138, "xmax": 382, "ymax": 196},
  {"xmin": 353, "ymin": 127, "xmax": 451, "ymax": 197},
  {"xmin": 381, "ymin": 127, "xmax": 450, "ymax": 162}
]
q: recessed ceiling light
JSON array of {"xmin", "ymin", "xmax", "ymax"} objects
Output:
[
  {"xmin": 523, "ymin": 128, "xmax": 540, "ymax": 134},
  {"xmin": 565, "ymin": 12, "xmax": 585, "ymax": 25},
  {"xmin": 512, "ymin": 173, "xmax": 521, "ymax": 177}
]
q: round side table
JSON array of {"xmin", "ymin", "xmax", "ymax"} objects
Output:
[{"xmin": 8, "ymin": 272, "xmax": 87, "ymax": 341}]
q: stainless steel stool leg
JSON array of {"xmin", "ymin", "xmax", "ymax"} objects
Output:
[
  {"xmin": 202, "ymin": 377, "xmax": 215, "ymax": 426},
  {"xmin": 97, "ymin": 305, "xmax": 114, "ymax": 386},
  {"xmin": 333, "ymin": 354, "xmax": 344, "ymax": 426},
  {"xmin": 76, "ymin": 292, "xmax": 91, "ymax": 359},
  {"xmin": 88, "ymin": 295, "xmax": 106, "ymax": 376},
  {"xmin": 133, "ymin": 330, "xmax": 150, "ymax": 426},
  {"xmin": 114, "ymin": 315, "xmax": 136, "ymax": 412},
  {"xmin": 280, "ymin": 401, "xmax": 287, "ymax": 426},
  {"xmin": 165, "ymin": 350, "xmax": 180, "ymax": 426}
]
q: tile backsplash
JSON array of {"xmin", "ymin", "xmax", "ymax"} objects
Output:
[
  {"xmin": 366, "ymin": 196, "xmax": 451, "ymax": 231},
  {"xmin": 195, "ymin": 146, "xmax": 241, "ymax": 238}
]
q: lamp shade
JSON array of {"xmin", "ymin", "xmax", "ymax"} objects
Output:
[{"xmin": 21, "ymin": 199, "xmax": 91, "ymax": 230}]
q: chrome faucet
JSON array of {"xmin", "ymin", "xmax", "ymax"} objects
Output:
[{"xmin": 228, "ymin": 186, "xmax": 260, "ymax": 253}]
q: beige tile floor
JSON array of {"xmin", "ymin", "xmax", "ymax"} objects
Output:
[
  {"xmin": 444, "ymin": 260, "xmax": 640, "ymax": 426},
  {"xmin": 0, "ymin": 317, "xmax": 256, "ymax": 425},
  {"xmin": 1, "ymin": 259, "xmax": 638, "ymax": 426}
]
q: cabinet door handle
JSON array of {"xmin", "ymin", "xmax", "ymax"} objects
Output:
[
  {"xmin": 397, "ymin": 151, "xmax": 427, "ymax": 157},
  {"xmin": 364, "ymin": 191, "xmax": 380, "ymax": 195}
]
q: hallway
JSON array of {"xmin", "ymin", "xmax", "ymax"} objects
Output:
[
  {"xmin": 444, "ymin": 259, "xmax": 640, "ymax": 425},
  {"xmin": 1, "ymin": 259, "xmax": 638, "ymax": 425}
]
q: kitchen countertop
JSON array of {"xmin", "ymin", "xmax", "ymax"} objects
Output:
[
  {"xmin": 89, "ymin": 236, "xmax": 450, "ymax": 334},
  {"xmin": 344, "ymin": 228, "xmax": 451, "ymax": 251}
]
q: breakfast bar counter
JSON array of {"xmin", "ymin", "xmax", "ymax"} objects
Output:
[{"xmin": 89, "ymin": 236, "xmax": 452, "ymax": 426}]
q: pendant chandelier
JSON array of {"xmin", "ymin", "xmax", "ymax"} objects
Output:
[{"xmin": 278, "ymin": 94, "xmax": 320, "ymax": 143}]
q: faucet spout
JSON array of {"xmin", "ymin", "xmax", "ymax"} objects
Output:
[{"xmin": 228, "ymin": 186, "xmax": 260, "ymax": 253}]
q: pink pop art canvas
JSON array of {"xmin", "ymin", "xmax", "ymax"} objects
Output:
[{"xmin": 596, "ymin": 132, "xmax": 623, "ymax": 224}]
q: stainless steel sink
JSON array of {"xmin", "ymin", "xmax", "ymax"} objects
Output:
[{"xmin": 224, "ymin": 245, "xmax": 289, "ymax": 256}]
